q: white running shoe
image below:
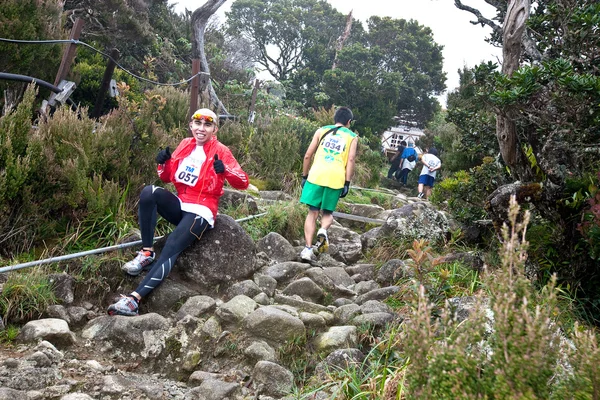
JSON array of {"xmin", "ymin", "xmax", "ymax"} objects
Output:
[
  {"xmin": 107, "ymin": 295, "xmax": 139, "ymax": 316},
  {"xmin": 314, "ymin": 228, "xmax": 329, "ymax": 254},
  {"xmin": 300, "ymin": 246, "xmax": 314, "ymax": 262},
  {"xmin": 121, "ymin": 250, "xmax": 155, "ymax": 276}
]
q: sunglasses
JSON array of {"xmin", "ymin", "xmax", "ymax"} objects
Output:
[{"xmin": 191, "ymin": 113, "xmax": 215, "ymax": 123}]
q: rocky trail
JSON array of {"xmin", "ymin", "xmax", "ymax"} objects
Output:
[{"xmin": 0, "ymin": 188, "xmax": 481, "ymax": 400}]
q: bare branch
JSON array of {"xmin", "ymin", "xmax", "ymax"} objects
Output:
[{"xmin": 454, "ymin": 0, "xmax": 502, "ymax": 37}]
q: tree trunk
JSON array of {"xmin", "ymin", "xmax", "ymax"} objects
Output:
[
  {"xmin": 332, "ymin": 11, "xmax": 353, "ymax": 70},
  {"xmin": 496, "ymin": 0, "xmax": 533, "ymax": 181},
  {"xmin": 191, "ymin": 0, "xmax": 229, "ymax": 115}
]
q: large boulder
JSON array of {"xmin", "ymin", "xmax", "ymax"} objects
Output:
[
  {"xmin": 81, "ymin": 313, "xmax": 169, "ymax": 359},
  {"xmin": 363, "ymin": 202, "xmax": 450, "ymax": 250},
  {"xmin": 327, "ymin": 224, "xmax": 363, "ymax": 264},
  {"xmin": 159, "ymin": 214, "xmax": 258, "ymax": 291},
  {"xmin": 256, "ymin": 232, "xmax": 297, "ymax": 263}
]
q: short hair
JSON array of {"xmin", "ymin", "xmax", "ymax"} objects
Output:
[
  {"xmin": 400, "ymin": 141, "xmax": 407, "ymax": 146},
  {"xmin": 428, "ymin": 148, "xmax": 439, "ymax": 156},
  {"xmin": 334, "ymin": 107, "xmax": 353, "ymax": 125}
]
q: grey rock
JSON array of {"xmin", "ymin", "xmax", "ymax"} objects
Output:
[
  {"xmin": 188, "ymin": 371, "xmax": 223, "ymax": 387},
  {"xmin": 354, "ymin": 280, "xmax": 380, "ymax": 295},
  {"xmin": 253, "ymin": 361, "xmax": 294, "ymax": 397},
  {"xmin": 299, "ymin": 312, "xmax": 327, "ymax": 329},
  {"xmin": 373, "ymin": 202, "xmax": 450, "ymax": 246},
  {"xmin": 334, "ymin": 304, "xmax": 361, "ymax": 325},
  {"xmin": 257, "ymin": 232, "xmax": 297, "ymax": 262},
  {"xmin": 262, "ymin": 261, "xmax": 311, "ymax": 284},
  {"xmin": 225, "ymin": 279, "xmax": 263, "ymax": 301},
  {"xmin": 193, "ymin": 379, "xmax": 240, "ymax": 400},
  {"xmin": 356, "ymin": 286, "xmax": 400, "ymax": 305},
  {"xmin": 48, "ymin": 273, "xmax": 75, "ymax": 305},
  {"xmin": 45, "ymin": 305, "xmax": 69, "ymax": 323},
  {"xmin": 81, "ymin": 313, "xmax": 169, "ymax": 357},
  {"xmin": 273, "ymin": 294, "xmax": 330, "ymax": 314},
  {"xmin": 219, "ymin": 188, "xmax": 259, "ymax": 214},
  {"xmin": 315, "ymin": 348, "xmax": 366, "ymax": 379},
  {"xmin": 167, "ymin": 214, "xmax": 258, "ymax": 290},
  {"xmin": 352, "ymin": 312, "xmax": 396, "ymax": 327},
  {"xmin": 360, "ymin": 226, "xmax": 381, "ymax": 250},
  {"xmin": 253, "ymin": 292, "xmax": 271, "ymax": 305},
  {"xmin": 436, "ymin": 251, "xmax": 485, "ymax": 272},
  {"xmin": 243, "ymin": 306, "xmax": 305, "ymax": 344},
  {"xmin": 176, "ymin": 295, "xmax": 216, "ymax": 320},
  {"xmin": 254, "ymin": 273, "xmax": 278, "ymax": 297},
  {"xmin": 282, "ymin": 277, "xmax": 324, "ymax": 304},
  {"xmin": 345, "ymin": 264, "xmax": 376, "ymax": 281},
  {"xmin": 0, "ymin": 388, "xmax": 28, "ymax": 400},
  {"xmin": 215, "ymin": 295, "xmax": 257, "ymax": 324},
  {"xmin": 360, "ymin": 300, "xmax": 392, "ymax": 314},
  {"xmin": 244, "ymin": 340, "xmax": 276, "ymax": 363},
  {"xmin": 66, "ymin": 306, "xmax": 90, "ymax": 329},
  {"xmin": 60, "ymin": 394, "xmax": 95, "ymax": 400},
  {"xmin": 259, "ymin": 191, "xmax": 294, "ymax": 201},
  {"xmin": 143, "ymin": 279, "xmax": 199, "ymax": 315},
  {"xmin": 376, "ymin": 259, "xmax": 410, "ymax": 286},
  {"xmin": 332, "ymin": 298, "xmax": 354, "ymax": 307},
  {"xmin": 17, "ymin": 319, "xmax": 76, "ymax": 347},
  {"xmin": 327, "ymin": 224, "xmax": 363, "ymax": 264},
  {"xmin": 313, "ymin": 326, "xmax": 358, "ymax": 353}
]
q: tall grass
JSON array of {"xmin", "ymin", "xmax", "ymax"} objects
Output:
[
  {"xmin": 290, "ymin": 196, "xmax": 600, "ymax": 399},
  {"xmin": 0, "ymin": 268, "xmax": 56, "ymax": 324},
  {"xmin": 222, "ymin": 200, "xmax": 306, "ymax": 242}
]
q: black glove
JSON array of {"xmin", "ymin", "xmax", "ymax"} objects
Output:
[
  {"xmin": 340, "ymin": 181, "xmax": 350, "ymax": 198},
  {"xmin": 301, "ymin": 175, "xmax": 308, "ymax": 188},
  {"xmin": 213, "ymin": 154, "xmax": 225, "ymax": 174},
  {"xmin": 156, "ymin": 146, "xmax": 171, "ymax": 164}
]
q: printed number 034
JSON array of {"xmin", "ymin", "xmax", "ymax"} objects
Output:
[{"xmin": 324, "ymin": 142, "xmax": 342, "ymax": 151}]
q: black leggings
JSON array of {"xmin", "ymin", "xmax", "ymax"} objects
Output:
[{"xmin": 134, "ymin": 185, "xmax": 209, "ymax": 298}]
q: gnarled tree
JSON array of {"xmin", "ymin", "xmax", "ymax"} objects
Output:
[{"xmin": 191, "ymin": 0, "xmax": 228, "ymax": 114}]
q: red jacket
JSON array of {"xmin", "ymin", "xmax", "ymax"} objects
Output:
[{"xmin": 157, "ymin": 136, "xmax": 249, "ymax": 219}]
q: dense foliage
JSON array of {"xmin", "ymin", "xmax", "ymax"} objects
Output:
[
  {"xmin": 227, "ymin": 0, "xmax": 444, "ymax": 137},
  {"xmin": 436, "ymin": 0, "xmax": 600, "ymax": 321},
  {"xmin": 0, "ymin": 0, "xmax": 65, "ymax": 100}
]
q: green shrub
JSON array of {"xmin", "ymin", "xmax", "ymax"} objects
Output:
[
  {"xmin": 431, "ymin": 156, "xmax": 507, "ymax": 223},
  {"xmin": 69, "ymin": 47, "xmax": 144, "ymax": 115},
  {"xmin": 244, "ymin": 117, "xmax": 305, "ymax": 191},
  {"xmin": 352, "ymin": 139, "xmax": 385, "ymax": 189},
  {"xmin": 0, "ymin": 0, "xmax": 64, "ymax": 104},
  {"xmin": 399, "ymin": 197, "xmax": 578, "ymax": 399},
  {"xmin": 140, "ymin": 85, "xmax": 189, "ymax": 134},
  {"xmin": 0, "ymin": 81, "xmax": 177, "ymax": 258},
  {"xmin": 0, "ymin": 324, "xmax": 20, "ymax": 344}
]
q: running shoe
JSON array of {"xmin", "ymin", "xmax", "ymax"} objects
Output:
[
  {"xmin": 121, "ymin": 250, "xmax": 155, "ymax": 276},
  {"xmin": 107, "ymin": 295, "xmax": 139, "ymax": 316},
  {"xmin": 313, "ymin": 228, "xmax": 329, "ymax": 254},
  {"xmin": 300, "ymin": 246, "xmax": 314, "ymax": 262}
]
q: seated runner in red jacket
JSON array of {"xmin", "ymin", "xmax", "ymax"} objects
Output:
[{"xmin": 108, "ymin": 108, "xmax": 249, "ymax": 316}]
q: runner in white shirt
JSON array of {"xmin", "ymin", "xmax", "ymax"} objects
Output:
[{"xmin": 417, "ymin": 148, "xmax": 441, "ymax": 200}]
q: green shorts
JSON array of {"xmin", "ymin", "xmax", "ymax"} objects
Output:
[{"xmin": 300, "ymin": 181, "xmax": 342, "ymax": 212}]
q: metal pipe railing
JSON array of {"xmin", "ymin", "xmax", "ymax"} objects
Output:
[{"xmin": 0, "ymin": 212, "xmax": 268, "ymax": 273}]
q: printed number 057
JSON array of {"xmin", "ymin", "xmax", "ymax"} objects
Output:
[{"xmin": 178, "ymin": 171, "xmax": 198, "ymax": 184}]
